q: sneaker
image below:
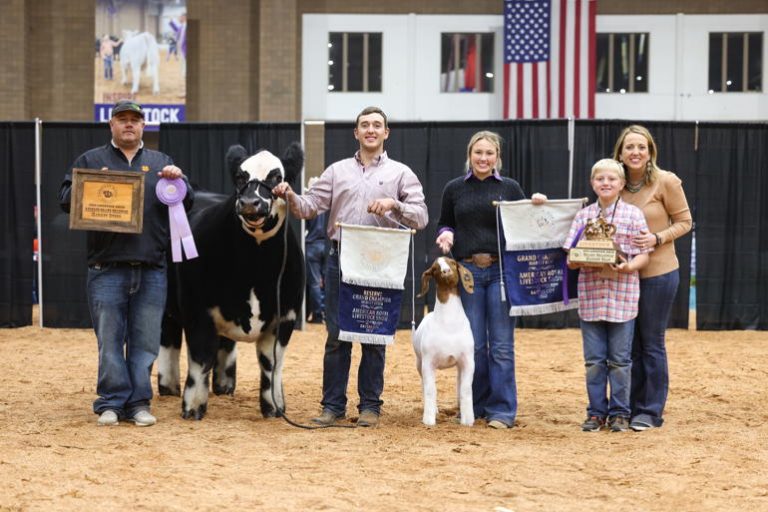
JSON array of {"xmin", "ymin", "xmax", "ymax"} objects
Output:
[
  {"xmin": 130, "ymin": 410, "xmax": 157, "ymax": 427},
  {"xmin": 581, "ymin": 416, "xmax": 605, "ymax": 432},
  {"xmin": 97, "ymin": 410, "xmax": 119, "ymax": 426},
  {"xmin": 311, "ymin": 409, "xmax": 343, "ymax": 426},
  {"xmin": 608, "ymin": 416, "xmax": 629, "ymax": 432},
  {"xmin": 357, "ymin": 410, "xmax": 380, "ymax": 428},
  {"xmin": 630, "ymin": 419, "xmax": 654, "ymax": 432},
  {"xmin": 487, "ymin": 420, "xmax": 510, "ymax": 429}
]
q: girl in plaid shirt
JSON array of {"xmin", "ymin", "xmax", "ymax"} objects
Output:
[{"xmin": 563, "ymin": 159, "xmax": 652, "ymax": 432}]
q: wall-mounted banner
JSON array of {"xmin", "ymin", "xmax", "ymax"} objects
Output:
[
  {"xmin": 497, "ymin": 199, "xmax": 584, "ymax": 316},
  {"xmin": 337, "ymin": 224, "xmax": 412, "ymax": 345},
  {"xmin": 95, "ymin": 0, "xmax": 187, "ymax": 130}
]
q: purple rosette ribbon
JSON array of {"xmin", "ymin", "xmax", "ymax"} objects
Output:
[{"xmin": 156, "ymin": 178, "xmax": 198, "ymax": 262}]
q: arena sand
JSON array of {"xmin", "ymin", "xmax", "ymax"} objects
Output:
[{"xmin": 1, "ymin": 316, "xmax": 766, "ymax": 511}]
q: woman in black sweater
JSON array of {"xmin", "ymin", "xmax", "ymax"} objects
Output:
[{"xmin": 435, "ymin": 131, "xmax": 545, "ymax": 429}]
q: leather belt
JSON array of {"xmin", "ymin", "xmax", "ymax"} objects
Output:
[
  {"xmin": 462, "ymin": 253, "xmax": 498, "ymax": 269},
  {"xmin": 90, "ymin": 261, "xmax": 154, "ymax": 270}
]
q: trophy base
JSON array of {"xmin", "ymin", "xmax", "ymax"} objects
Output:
[{"xmin": 569, "ymin": 240, "xmax": 619, "ymax": 267}]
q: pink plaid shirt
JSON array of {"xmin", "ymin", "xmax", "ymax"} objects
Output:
[{"xmin": 563, "ymin": 199, "xmax": 652, "ymax": 323}]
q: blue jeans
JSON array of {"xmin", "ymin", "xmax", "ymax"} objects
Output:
[
  {"xmin": 305, "ymin": 239, "xmax": 326, "ymax": 317},
  {"xmin": 631, "ymin": 270, "xmax": 679, "ymax": 427},
  {"xmin": 87, "ymin": 263, "xmax": 167, "ymax": 418},
  {"xmin": 320, "ymin": 247, "xmax": 385, "ymax": 416},
  {"xmin": 103, "ymin": 55, "xmax": 113, "ymax": 80},
  {"xmin": 580, "ymin": 319, "xmax": 634, "ymax": 418},
  {"xmin": 459, "ymin": 262, "xmax": 517, "ymax": 426}
]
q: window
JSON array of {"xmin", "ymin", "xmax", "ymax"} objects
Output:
[
  {"xmin": 440, "ymin": 33, "xmax": 494, "ymax": 93},
  {"xmin": 595, "ymin": 33, "xmax": 649, "ymax": 93},
  {"xmin": 708, "ymin": 32, "xmax": 763, "ymax": 93},
  {"xmin": 328, "ymin": 32, "xmax": 382, "ymax": 92}
]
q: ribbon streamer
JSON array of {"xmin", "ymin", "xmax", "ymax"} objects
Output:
[{"xmin": 156, "ymin": 178, "xmax": 198, "ymax": 262}]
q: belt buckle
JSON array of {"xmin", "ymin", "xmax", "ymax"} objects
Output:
[{"xmin": 473, "ymin": 253, "xmax": 494, "ymax": 268}]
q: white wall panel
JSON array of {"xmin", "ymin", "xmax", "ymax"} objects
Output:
[{"xmin": 303, "ymin": 13, "xmax": 768, "ymax": 122}]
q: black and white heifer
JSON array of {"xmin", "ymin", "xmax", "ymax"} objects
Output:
[{"xmin": 158, "ymin": 143, "xmax": 305, "ymax": 420}]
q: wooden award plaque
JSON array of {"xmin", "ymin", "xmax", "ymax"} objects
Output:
[{"xmin": 68, "ymin": 168, "xmax": 145, "ymax": 233}]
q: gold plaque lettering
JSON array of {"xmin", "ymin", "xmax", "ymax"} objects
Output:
[{"xmin": 69, "ymin": 168, "xmax": 145, "ymax": 233}]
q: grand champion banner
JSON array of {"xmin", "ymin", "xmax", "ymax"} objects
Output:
[
  {"xmin": 338, "ymin": 224, "xmax": 412, "ymax": 345},
  {"xmin": 497, "ymin": 199, "xmax": 584, "ymax": 316}
]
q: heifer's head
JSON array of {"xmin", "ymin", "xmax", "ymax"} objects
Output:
[{"xmin": 225, "ymin": 142, "xmax": 304, "ymax": 242}]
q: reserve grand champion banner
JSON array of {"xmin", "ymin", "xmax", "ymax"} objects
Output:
[
  {"xmin": 338, "ymin": 224, "xmax": 412, "ymax": 345},
  {"xmin": 498, "ymin": 199, "xmax": 583, "ymax": 316},
  {"xmin": 94, "ymin": 0, "xmax": 187, "ymax": 129}
]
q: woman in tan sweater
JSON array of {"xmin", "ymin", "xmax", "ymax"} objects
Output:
[{"xmin": 614, "ymin": 125, "xmax": 692, "ymax": 431}]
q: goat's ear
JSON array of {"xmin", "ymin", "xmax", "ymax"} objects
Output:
[
  {"xmin": 417, "ymin": 267, "xmax": 432, "ymax": 298},
  {"xmin": 280, "ymin": 142, "xmax": 304, "ymax": 186},
  {"xmin": 457, "ymin": 263, "xmax": 474, "ymax": 294}
]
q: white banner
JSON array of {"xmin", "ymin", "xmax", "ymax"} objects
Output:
[{"xmin": 498, "ymin": 198, "xmax": 585, "ymax": 251}]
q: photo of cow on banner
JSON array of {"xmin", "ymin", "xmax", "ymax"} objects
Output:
[
  {"xmin": 94, "ymin": 0, "xmax": 187, "ymax": 128},
  {"xmin": 496, "ymin": 199, "xmax": 585, "ymax": 316},
  {"xmin": 336, "ymin": 223, "xmax": 414, "ymax": 345}
]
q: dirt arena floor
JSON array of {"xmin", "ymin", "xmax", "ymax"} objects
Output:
[{"xmin": 1, "ymin": 313, "xmax": 766, "ymax": 511}]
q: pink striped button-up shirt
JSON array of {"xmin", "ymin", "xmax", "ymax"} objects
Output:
[{"xmin": 287, "ymin": 151, "xmax": 428, "ymax": 241}]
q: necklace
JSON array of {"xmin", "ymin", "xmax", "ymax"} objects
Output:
[{"xmin": 626, "ymin": 179, "xmax": 645, "ymax": 193}]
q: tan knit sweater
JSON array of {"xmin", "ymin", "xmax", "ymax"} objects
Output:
[{"xmin": 620, "ymin": 170, "xmax": 692, "ymax": 279}]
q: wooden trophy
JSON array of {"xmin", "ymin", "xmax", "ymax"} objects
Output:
[{"xmin": 569, "ymin": 217, "xmax": 622, "ymax": 267}]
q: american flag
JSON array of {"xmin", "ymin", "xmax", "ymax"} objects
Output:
[{"xmin": 503, "ymin": 0, "xmax": 596, "ymax": 119}]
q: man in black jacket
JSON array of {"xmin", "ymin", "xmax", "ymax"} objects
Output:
[{"xmin": 59, "ymin": 100, "xmax": 193, "ymax": 427}]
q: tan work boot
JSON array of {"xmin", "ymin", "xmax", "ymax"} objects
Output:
[
  {"xmin": 311, "ymin": 409, "xmax": 342, "ymax": 426},
  {"xmin": 357, "ymin": 410, "xmax": 379, "ymax": 428}
]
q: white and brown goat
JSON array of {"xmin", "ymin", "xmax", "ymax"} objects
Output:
[{"xmin": 413, "ymin": 257, "xmax": 475, "ymax": 426}]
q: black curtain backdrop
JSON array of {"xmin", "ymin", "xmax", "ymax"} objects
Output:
[
  {"xmin": 159, "ymin": 123, "xmax": 302, "ymax": 194},
  {"xmin": 0, "ymin": 123, "xmax": 36, "ymax": 327},
  {"xmin": 695, "ymin": 122, "xmax": 768, "ymax": 329},
  {"xmin": 29, "ymin": 120, "xmax": 766, "ymax": 330},
  {"xmin": 40, "ymin": 122, "xmax": 111, "ymax": 328}
]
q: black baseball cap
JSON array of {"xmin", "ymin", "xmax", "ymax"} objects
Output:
[{"xmin": 111, "ymin": 100, "xmax": 144, "ymax": 118}]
